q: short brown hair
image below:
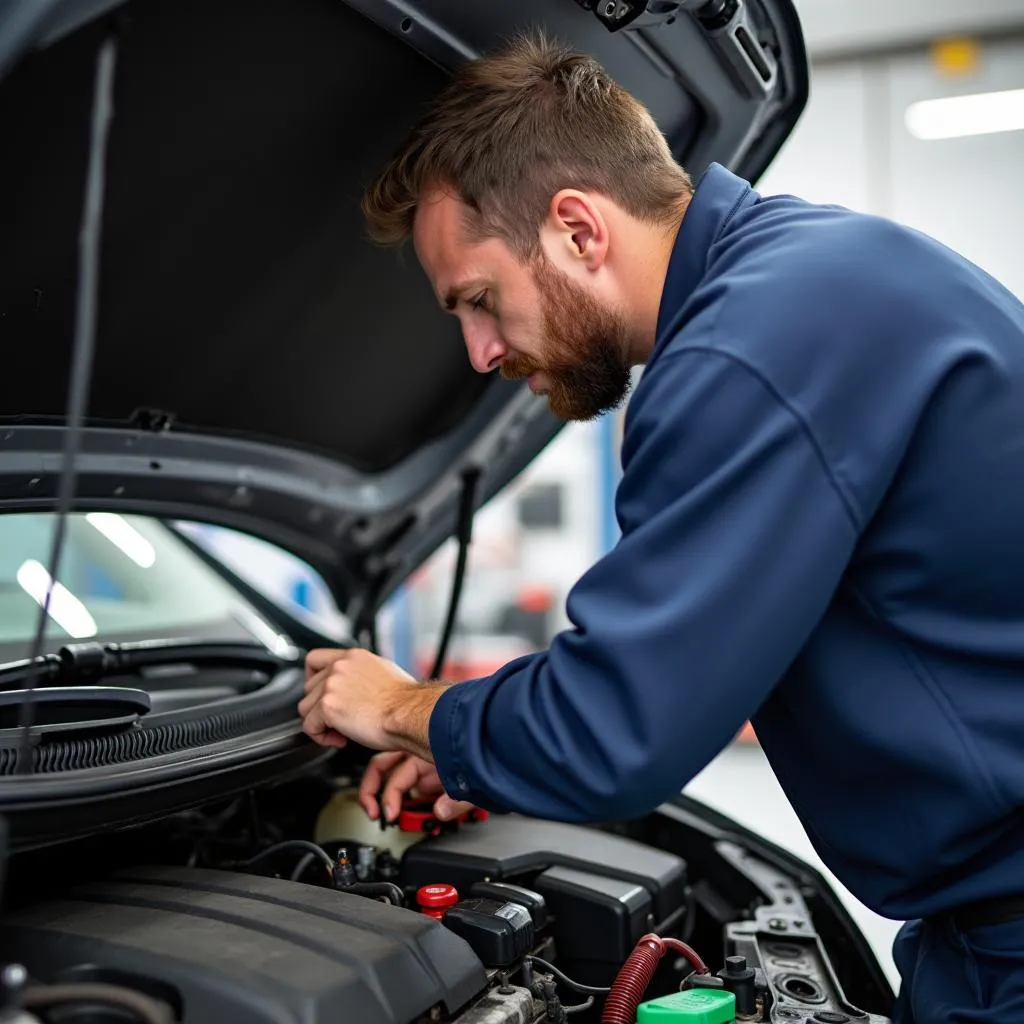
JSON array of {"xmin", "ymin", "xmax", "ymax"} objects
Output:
[{"xmin": 362, "ymin": 31, "xmax": 693, "ymax": 259}]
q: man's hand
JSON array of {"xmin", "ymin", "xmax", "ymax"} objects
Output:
[
  {"xmin": 298, "ymin": 648, "xmax": 449, "ymax": 760},
  {"xmin": 358, "ymin": 751, "xmax": 476, "ymax": 824}
]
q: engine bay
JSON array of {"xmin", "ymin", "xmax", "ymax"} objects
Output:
[{"xmin": 0, "ymin": 771, "xmax": 893, "ymax": 1024}]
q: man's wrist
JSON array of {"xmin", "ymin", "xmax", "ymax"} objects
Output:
[{"xmin": 383, "ymin": 681, "xmax": 451, "ymax": 761}]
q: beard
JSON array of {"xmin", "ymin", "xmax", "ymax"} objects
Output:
[{"xmin": 499, "ymin": 258, "xmax": 633, "ymax": 422}]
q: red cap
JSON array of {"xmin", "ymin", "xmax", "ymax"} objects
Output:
[{"xmin": 416, "ymin": 883, "xmax": 459, "ymax": 919}]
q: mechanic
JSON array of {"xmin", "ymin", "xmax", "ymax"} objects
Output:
[{"xmin": 297, "ymin": 33, "xmax": 1024, "ymax": 1024}]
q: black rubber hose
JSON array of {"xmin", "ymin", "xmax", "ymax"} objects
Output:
[
  {"xmin": 237, "ymin": 840, "xmax": 334, "ymax": 880},
  {"xmin": 336, "ymin": 881, "xmax": 405, "ymax": 906},
  {"xmin": 430, "ymin": 467, "xmax": 481, "ymax": 680},
  {"xmin": 22, "ymin": 983, "xmax": 174, "ymax": 1024}
]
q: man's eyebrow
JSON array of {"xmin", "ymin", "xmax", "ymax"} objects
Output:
[{"xmin": 442, "ymin": 279, "xmax": 487, "ymax": 311}]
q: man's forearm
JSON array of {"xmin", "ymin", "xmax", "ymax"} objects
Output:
[{"xmin": 383, "ymin": 682, "xmax": 452, "ymax": 761}]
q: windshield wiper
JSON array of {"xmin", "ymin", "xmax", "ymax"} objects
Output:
[{"xmin": 0, "ymin": 639, "xmax": 294, "ymax": 693}]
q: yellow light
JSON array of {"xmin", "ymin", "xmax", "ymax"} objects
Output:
[{"xmin": 930, "ymin": 38, "xmax": 980, "ymax": 77}]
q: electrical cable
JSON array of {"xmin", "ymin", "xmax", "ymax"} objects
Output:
[
  {"xmin": 564, "ymin": 997, "xmax": 595, "ymax": 1015},
  {"xmin": 660, "ymin": 936, "xmax": 709, "ymax": 974},
  {"xmin": 681, "ymin": 886, "xmax": 697, "ymax": 942},
  {"xmin": 526, "ymin": 957, "xmax": 612, "ymax": 995},
  {"xmin": 16, "ymin": 32, "xmax": 117, "ymax": 774},
  {"xmin": 22, "ymin": 982, "xmax": 174, "ymax": 1024},
  {"xmin": 289, "ymin": 852, "xmax": 317, "ymax": 881},
  {"xmin": 287, "ymin": 853, "xmax": 403, "ymax": 904},
  {"xmin": 336, "ymin": 881, "xmax": 405, "ymax": 906},
  {"xmin": 601, "ymin": 934, "xmax": 710, "ymax": 1024},
  {"xmin": 430, "ymin": 467, "xmax": 481, "ymax": 680},
  {"xmin": 237, "ymin": 840, "xmax": 335, "ymax": 880}
]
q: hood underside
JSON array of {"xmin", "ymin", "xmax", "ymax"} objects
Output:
[{"xmin": 0, "ymin": 0, "xmax": 807, "ymax": 611}]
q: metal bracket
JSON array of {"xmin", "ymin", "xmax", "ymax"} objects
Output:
[
  {"xmin": 692, "ymin": 0, "xmax": 778, "ymax": 97},
  {"xmin": 571, "ymin": 0, "xmax": 682, "ymax": 33},
  {"xmin": 571, "ymin": 0, "xmax": 777, "ymax": 99}
]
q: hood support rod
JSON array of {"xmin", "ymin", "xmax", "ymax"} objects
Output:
[{"xmin": 16, "ymin": 31, "xmax": 117, "ymax": 772}]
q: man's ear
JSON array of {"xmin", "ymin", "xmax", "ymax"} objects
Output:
[{"xmin": 546, "ymin": 190, "xmax": 609, "ymax": 271}]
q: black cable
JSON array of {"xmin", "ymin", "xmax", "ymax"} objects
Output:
[
  {"xmin": 22, "ymin": 982, "xmax": 174, "ymax": 1024},
  {"xmin": 237, "ymin": 840, "xmax": 334, "ymax": 880},
  {"xmin": 289, "ymin": 852, "xmax": 317, "ymax": 881},
  {"xmin": 336, "ymin": 881, "xmax": 405, "ymax": 906},
  {"xmin": 526, "ymin": 957, "xmax": 612, "ymax": 996},
  {"xmin": 16, "ymin": 33, "xmax": 117, "ymax": 774},
  {"xmin": 681, "ymin": 886, "xmax": 697, "ymax": 942},
  {"xmin": 430, "ymin": 467, "xmax": 481, "ymax": 680},
  {"xmin": 287, "ymin": 855, "xmax": 403, "ymax": 905}
]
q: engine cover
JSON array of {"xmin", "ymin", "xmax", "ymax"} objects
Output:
[
  {"xmin": 0, "ymin": 866, "xmax": 487, "ymax": 1024},
  {"xmin": 402, "ymin": 815, "xmax": 688, "ymax": 985},
  {"xmin": 402, "ymin": 815, "xmax": 687, "ymax": 923}
]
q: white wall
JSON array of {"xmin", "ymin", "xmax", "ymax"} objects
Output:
[
  {"xmin": 758, "ymin": 36, "xmax": 1024, "ymax": 298},
  {"xmin": 794, "ymin": 0, "xmax": 1024, "ymax": 60}
]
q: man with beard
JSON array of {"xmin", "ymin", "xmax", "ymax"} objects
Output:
[{"xmin": 297, "ymin": 33, "xmax": 1024, "ymax": 1024}]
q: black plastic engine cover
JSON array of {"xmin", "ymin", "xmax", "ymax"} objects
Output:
[
  {"xmin": 0, "ymin": 866, "xmax": 487, "ymax": 1024},
  {"xmin": 533, "ymin": 866, "xmax": 652, "ymax": 969},
  {"xmin": 402, "ymin": 815, "xmax": 687, "ymax": 923}
]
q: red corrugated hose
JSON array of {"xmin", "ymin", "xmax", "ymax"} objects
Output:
[{"xmin": 600, "ymin": 934, "xmax": 710, "ymax": 1024}]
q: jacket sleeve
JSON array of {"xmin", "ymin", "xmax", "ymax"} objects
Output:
[{"xmin": 428, "ymin": 347, "xmax": 861, "ymax": 821}]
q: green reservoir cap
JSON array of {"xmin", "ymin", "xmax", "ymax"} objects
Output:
[{"xmin": 636, "ymin": 989, "xmax": 736, "ymax": 1024}]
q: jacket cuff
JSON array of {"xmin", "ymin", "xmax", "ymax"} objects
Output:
[
  {"xmin": 428, "ymin": 681, "xmax": 476, "ymax": 801},
  {"xmin": 428, "ymin": 680, "xmax": 512, "ymax": 813}
]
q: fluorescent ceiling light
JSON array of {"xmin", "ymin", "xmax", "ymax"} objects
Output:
[
  {"xmin": 17, "ymin": 559, "xmax": 98, "ymax": 639},
  {"xmin": 905, "ymin": 88, "xmax": 1024, "ymax": 140},
  {"xmin": 86, "ymin": 511, "xmax": 156, "ymax": 568},
  {"xmin": 230, "ymin": 605, "xmax": 299, "ymax": 661}
]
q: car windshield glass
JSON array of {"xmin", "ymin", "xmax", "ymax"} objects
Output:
[{"xmin": 0, "ymin": 513, "xmax": 287, "ymax": 664}]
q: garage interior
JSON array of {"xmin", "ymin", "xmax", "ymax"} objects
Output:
[{"xmin": 1, "ymin": 0, "xmax": 1022, "ymax": 1020}]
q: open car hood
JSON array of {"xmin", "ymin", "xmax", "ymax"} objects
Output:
[{"xmin": 0, "ymin": 0, "xmax": 808, "ymax": 617}]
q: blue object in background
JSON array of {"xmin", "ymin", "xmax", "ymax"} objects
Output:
[
  {"xmin": 597, "ymin": 413, "xmax": 621, "ymax": 556},
  {"xmin": 289, "ymin": 576, "xmax": 313, "ymax": 611},
  {"xmin": 389, "ymin": 585, "xmax": 414, "ymax": 670},
  {"xmin": 83, "ymin": 563, "xmax": 123, "ymax": 599}
]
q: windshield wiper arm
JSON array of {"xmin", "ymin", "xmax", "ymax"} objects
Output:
[{"xmin": 0, "ymin": 639, "xmax": 293, "ymax": 692}]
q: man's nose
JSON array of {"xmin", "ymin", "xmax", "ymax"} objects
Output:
[{"xmin": 463, "ymin": 323, "xmax": 507, "ymax": 374}]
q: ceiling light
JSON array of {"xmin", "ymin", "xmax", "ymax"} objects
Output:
[
  {"xmin": 86, "ymin": 511, "xmax": 156, "ymax": 568},
  {"xmin": 905, "ymin": 87, "xmax": 1024, "ymax": 140},
  {"xmin": 17, "ymin": 560, "xmax": 98, "ymax": 639}
]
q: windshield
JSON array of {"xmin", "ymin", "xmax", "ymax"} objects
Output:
[{"xmin": 0, "ymin": 513, "xmax": 288, "ymax": 663}]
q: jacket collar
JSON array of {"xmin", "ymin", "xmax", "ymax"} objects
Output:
[{"xmin": 652, "ymin": 162, "xmax": 754, "ymax": 355}]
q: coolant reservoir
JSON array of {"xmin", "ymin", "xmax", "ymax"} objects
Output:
[
  {"xmin": 314, "ymin": 788, "xmax": 427, "ymax": 859},
  {"xmin": 637, "ymin": 991, "xmax": 736, "ymax": 1024}
]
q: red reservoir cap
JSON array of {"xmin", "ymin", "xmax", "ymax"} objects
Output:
[{"xmin": 416, "ymin": 884, "xmax": 459, "ymax": 919}]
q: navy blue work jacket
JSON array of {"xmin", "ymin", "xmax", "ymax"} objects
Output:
[{"xmin": 429, "ymin": 164, "xmax": 1024, "ymax": 921}]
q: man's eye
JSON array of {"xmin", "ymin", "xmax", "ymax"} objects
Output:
[{"xmin": 470, "ymin": 291, "xmax": 490, "ymax": 312}]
